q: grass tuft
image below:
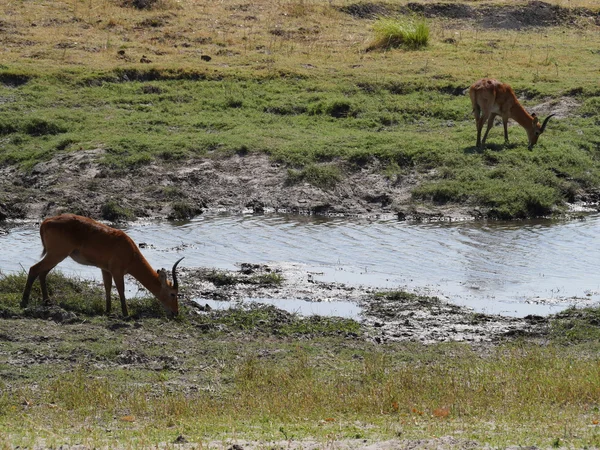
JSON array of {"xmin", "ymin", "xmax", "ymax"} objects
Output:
[
  {"xmin": 167, "ymin": 201, "xmax": 202, "ymax": 221},
  {"xmin": 286, "ymin": 164, "xmax": 342, "ymax": 190},
  {"xmin": 370, "ymin": 17, "xmax": 430, "ymax": 51},
  {"xmin": 100, "ymin": 200, "xmax": 134, "ymax": 222}
]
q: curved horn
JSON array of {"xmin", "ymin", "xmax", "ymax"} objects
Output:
[
  {"xmin": 172, "ymin": 257, "xmax": 184, "ymax": 289},
  {"xmin": 540, "ymin": 114, "xmax": 555, "ymax": 133}
]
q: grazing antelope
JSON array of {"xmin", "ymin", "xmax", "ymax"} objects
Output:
[
  {"xmin": 469, "ymin": 78, "xmax": 554, "ymax": 150},
  {"xmin": 21, "ymin": 214, "xmax": 184, "ymax": 317}
]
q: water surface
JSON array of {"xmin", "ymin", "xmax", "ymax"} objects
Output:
[{"xmin": 2, "ymin": 213, "xmax": 599, "ymax": 317}]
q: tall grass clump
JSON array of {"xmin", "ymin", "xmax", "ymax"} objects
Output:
[{"xmin": 370, "ymin": 17, "xmax": 430, "ymax": 51}]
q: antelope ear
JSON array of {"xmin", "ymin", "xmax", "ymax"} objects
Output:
[
  {"xmin": 532, "ymin": 114, "xmax": 539, "ymax": 125},
  {"xmin": 158, "ymin": 269, "xmax": 168, "ymax": 283}
]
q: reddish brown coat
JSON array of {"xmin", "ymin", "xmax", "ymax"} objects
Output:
[
  {"xmin": 469, "ymin": 78, "xmax": 554, "ymax": 149},
  {"xmin": 21, "ymin": 214, "xmax": 183, "ymax": 317}
]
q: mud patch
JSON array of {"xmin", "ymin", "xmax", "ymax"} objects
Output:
[
  {"xmin": 180, "ymin": 263, "xmax": 548, "ymax": 344},
  {"xmin": 529, "ymin": 96, "xmax": 581, "ymax": 119},
  {"xmin": 22, "ymin": 305, "xmax": 78, "ymax": 323},
  {"xmin": 0, "ymin": 149, "xmax": 470, "ymax": 222}
]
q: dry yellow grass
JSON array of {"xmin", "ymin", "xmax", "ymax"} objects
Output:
[{"xmin": 1, "ymin": 0, "xmax": 598, "ymax": 90}]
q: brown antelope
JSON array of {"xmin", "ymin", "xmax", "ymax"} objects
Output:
[
  {"xmin": 21, "ymin": 214, "xmax": 184, "ymax": 317},
  {"xmin": 469, "ymin": 78, "xmax": 554, "ymax": 150}
]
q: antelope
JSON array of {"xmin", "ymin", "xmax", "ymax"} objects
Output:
[
  {"xmin": 21, "ymin": 214, "xmax": 184, "ymax": 317},
  {"xmin": 469, "ymin": 78, "xmax": 554, "ymax": 150}
]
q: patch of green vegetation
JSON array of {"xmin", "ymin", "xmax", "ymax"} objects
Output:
[
  {"xmin": 249, "ymin": 272, "xmax": 284, "ymax": 286},
  {"xmin": 195, "ymin": 304, "xmax": 361, "ymax": 337},
  {"xmin": 0, "ymin": 272, "xmax": 25, "ymax": 315},
  {"xmin": 0, "ymin": 271, "xmax": 106, "ymax": 316},
  {"xmin": 370, "ymin": 17, "xmax": 430, "ymax": 51},
  {"xmin": 375, "ymin": 290, "xmax": 439, "ymax": 305},
  {"xmin": 160, "ymin": 186, "xmax": 185, "ymax": 200},
  {"xmin": 4, "ymin": 331, "xmax": 600, "ymax": 447},
  {"xmin": 0, "ymin": 271, "xmax": 171, "ymax": 319},
  {"xmin": 408, "ymin": 126, "xmax": 600, "ymax": 218},
  {"xmin": 308, "ymin": 98, "xmax": 359, "ymax": 118},
  {"xmin": 167, "ymin": 201, "xmax": 202, "ymax": 221},
  {"xmin": 549, "ymin": 307, "xmax": 600, "ymax": 343},
  {"xmin": 0, "ymin": 116, "xmax": 67, "ymax": 137},
  {"xmin": 579, "ymin": 97, "xmax": 600, "ymax": 118},
  {"xmin": 204, "ymin": 269, "xmax": 238, "ymax": 287},
  {"xmin": 203, "ymin": 269, "xmax": 284, "ymax": 287},
  {"xmin": 1, "ymin": 68, "xmax": 599, "ymax": 217},
  {"xmin": 286, "ymin": 164, "xmax": 342, "ymax": 190},
  {"xmin": 100, "ymin": 200, "xmax": 134, "ymax": 222}
]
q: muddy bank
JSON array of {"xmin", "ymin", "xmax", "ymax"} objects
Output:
[
  {"xmin": 5, "ymin": 262, "xmax": 548, "ymax": 344},
  {"xmin": 0, "ymin": 150, "xmax": 476, "ymax": 223},
  {"xmin": 341, "ymin": 1, "xmax": 600, "ymax": 29},
  {"xmin": 180, "ymin": 263, "xmax": 548, "ymax": 344}
]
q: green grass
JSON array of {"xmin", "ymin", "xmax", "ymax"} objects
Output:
[
  {"xmin": 100, "ymin": 199, "xmax": 135, "ymax": 222},
  {"xmin": 550, "ymin": 307, "xmax": 600, "ymax": 343},
  {"xmin": 1, "ymin": 68, "xmax": 598, "ymax": 218},
  {"xmin": 167, "ymin": 201, "xmax": 202, "ymax": 221},
  {"xmin": 287, "ymin": 164, "xmax": 343, "ymax": 190},
  {"xmin": 0, "ymin": 271, "xmax": 171, "ymax": 319},
  {"xmin": 3, "ymin": 272, "xmax": 600, "ymax": 446},
  {"xmin": 203, "ymin": 268, "xmax": 284, "ymax": 287},
  {"xmin": 3, "ymin": 331, "xmax": 600, "ymax": 447}
]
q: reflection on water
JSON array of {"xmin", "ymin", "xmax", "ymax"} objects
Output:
[
  {"xmin": 195, "ymin": 298, "xmax": 363, "ymax": 319},
  {"xmin": 1, "ymin": 213, "xmax": 599, "ymax": 317}
]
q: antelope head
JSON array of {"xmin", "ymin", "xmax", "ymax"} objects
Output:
[
  {"xmin": 157, "ymin": 257, "xmax": 184, "ymax": 316},
  {"xmin": 528, "ymin": 113, "xmax": 555, "ymax": 150}
]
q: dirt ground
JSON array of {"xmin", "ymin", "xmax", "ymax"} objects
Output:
[{"xmin": 21, "ymin": 437, "xmax": 561, "ymax": 450}]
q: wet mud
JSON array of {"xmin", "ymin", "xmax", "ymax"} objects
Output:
[
  {"xmin": 180, "ymin": 263, "xmax": 548, "ymax": 344},
  {"xmin": 0, "ymin": 150, "xmax": 474, "ymax": 222}
]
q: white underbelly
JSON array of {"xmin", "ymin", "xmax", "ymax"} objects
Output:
[
  {"xmin": 70, "ymin": 250, "xmax": 99, "ymax": 267},
  {"xmin": 489, "ymin": 104, "xmax": 501, "ymax": 115}
]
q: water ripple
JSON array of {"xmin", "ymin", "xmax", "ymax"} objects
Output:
[{"xmin": 2, "ymin": 213, "xmax": 600, "ymax": 317}]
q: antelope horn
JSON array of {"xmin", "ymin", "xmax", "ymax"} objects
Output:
[
  {"xmin": 172, "ymin": 257, "xmax": 184, "ymax": 289},
  {"xmin": 540, "ymin": 114, "xmax": 555, "ymax": 133}
]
